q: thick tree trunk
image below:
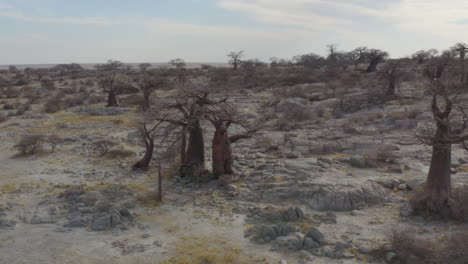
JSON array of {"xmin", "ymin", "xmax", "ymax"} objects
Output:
[
  {"xmin": 142, "ymin": 90, "xmax": 151, "ymax": 111},
  {"xmin": 412, "ymin": 123, "xmax": 452, "ymax": 216},
  {"xmin": 425, "ymin": 142, "xmax": 451, "ymax": 210},
  {"xmin": 180, "ymin": 126, "xmax": 186, "ymax": 167},
  {"xmin": 107, "ymin": 91, "xmax": 120, "ymax": 107},
  {"xmin": 180, "ymin": 120, "xmax": 205, "ymax": 177},
  {"xmin": 366, "ymin": 61, "xmax": 378, "ymax": 73},
  {"xmin": 133, "ymin": 140, "xmax": 154, "ymax": 170},
  {"xmin": 156, "ymin": 165, "xmax": 162, "ymax": 202},
  {"xmin": 386, "ymin": 77, "xmax": 396, "ymax": 96},
  {"xmin": 212, "ymin": 122, "xmax": 233, "ymax": 178}
]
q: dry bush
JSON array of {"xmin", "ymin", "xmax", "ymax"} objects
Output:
[
  {"xmin": 45, "ymin": 135, "xmax": 64, "ymax": 152},
  {"xmin": 136, "ymin": 190, "xmax": 161, "ymax": 207},
  {"xmin": 0, "ymin": 113, "xmax": 7, "ymax": 123},
  {"xmin": 90, "ymin": 139, "xmax": 117, "ymax": 156},
  {"xmin": 63, "ymin": 95, "xmax": 85, "ymax": 107},
  {"xmin": 450, "ymin": 185, "xmax": 468, "ymax": 222},
  {"xmin": 13, "ymin": 103, "xmax": 30, "ymax": 116},
  {"xmin": 364, "ymin": 145, "xmax": 397, "ymax": 163},
  {"xmin": 438, "ymin": 231, "xmax": 468, "ymax": 264},
  {"xmin": 14, "ymin": 134, "xmax": 45, "ymax": 155},
  {"xmin": 379, "ymin": 229, "xmax": 468, "ymax": 264},
  {"xmin": 106, "ymin": 149, "xmax": 135, "ymax": 159},
  {"xmin": 44, "ymin": 98, "xmax": 64, "ymax": 113}
]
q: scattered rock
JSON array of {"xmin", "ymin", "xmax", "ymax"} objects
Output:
[
  {"xmin": 274, "ymin": 234, "xmax": 303, "ymax": 251},
  {"xmin": 385, "ymin": 251, "xmax": 398, "ymax": 263},
  {"xmin": 400, "ymin": 204, "xmax": 414, "ymax": 217},
  {"xmin": 358, "ymin": 245, "xmax": 371, "ymax": 254},
  {"xmin": 317, "ymin": 157, "xmax": 332, "ymax": 164},
  {"xmin": 303, "ymin": 237, "xmax": 319, "ymax": 249},
  {"xmin": 90, "ymin": 214, "xmax": 111, "ymax": 231},
  {"xmin": 406, "ymin": 179, "xmax": 423, "ymax": 191},
  {"xmin": 305, "ymin": 227, "xmax": 326, "ymax": 245},
  {"xmin": 349, "ymin": 156, "xmax": 367, "ymax": 168}
]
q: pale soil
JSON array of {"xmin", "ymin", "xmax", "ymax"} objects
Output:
[{"xmin": 0, "ymin": 91, "xmax": 467, "ymax": 264}]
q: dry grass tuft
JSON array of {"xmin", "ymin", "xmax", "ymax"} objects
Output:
[{"xmin": 157, "ymin": 235, "xmax": 250, "ymax": 264}]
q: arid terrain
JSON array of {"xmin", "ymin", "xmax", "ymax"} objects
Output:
[{"xmin": 1, "ymin": 50, "xmax": 468, "ymax": 264}]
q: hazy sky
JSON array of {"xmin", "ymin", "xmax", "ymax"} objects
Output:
[{"xmin": 0, "ymin": 0, "xmax": 467, "ymax": 64}]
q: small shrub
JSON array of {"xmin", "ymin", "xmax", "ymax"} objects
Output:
[
  {"xmin": 90, "ymin": 139, "xmax": 117, "ymax": 156},
  {"xmin": 14, "ymin": 134, "xmax": 45, "ymax": 155},
  {"xmin": 451, "ymin": 185, "xmax": 468, "ymax": 222},
  {"xmin": 44, "ymin": 99, "xmax": 64, "ymax": 113},
  {"xmin": 0, "ymin": 113, "xmax": 7, "ymax": 123},
  {"xmin": 45, "ymin": 135, "xmax": 64, "ymax": 152}
]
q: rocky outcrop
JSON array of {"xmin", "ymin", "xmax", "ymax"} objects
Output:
[{"xmin": 252, "ymin": 181, "xmax": 388, "ymax": 211}]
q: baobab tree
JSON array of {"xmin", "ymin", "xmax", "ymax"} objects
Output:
[
  {"xmin": 95, "ymin": 60, "xmax": 128, "ymax": 107},
  {"xmin": 411, "ymin": 49, "xmax": 439, "ymax": 64},
  {"xmin": 293, "ymin": 53, "xmax": 326, "ymax": 69},
  {"xmin": 350, "ymin": 47, "xmax": 368, "ymax": 70},
  {"xmin": 155, "ymin": 84, "xmax": 228, "ymax": 179},
  {"xmin": 227, "ymin": 51, "xmax": 244, "ymax": 70},
  {"xmin": 365, "ymin": 49, "xmax": 389, "ymax": 72},
  {"xmin": 378, "ymin": 59, "xmax": 408, "ymax": 96},
  {"xmin": 326, "ymin": 44, "xmax": 338, "ymax": 63},
  {"xmin": 451, "ymin": 43, "xmax": 468, "ymax": 86},
  {"xmin": 413, "ymin": 57, "xmax": 468, "ymax": 216},
  {"xmin": 206, "ymin": 106, "xmax": 261, "ymax": 177},
  {"xmin": 135, "ymin": 63, "xmax": 166, "ymax": 111}
]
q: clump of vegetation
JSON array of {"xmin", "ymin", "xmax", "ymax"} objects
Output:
[
  {"xmin": 46, "ymin": 134, "xmax": 64, "ymax": 153},
  {"xmin": 158, "ymin": 235, "xmax": 251, "ymax": 264},
  {"xmin": 372, "ymin": 229, "xmax": 468, "ymax": 264},
  {"xmin": 14, "ymin": 134, "xmax": 45, "ymax": 155},
  {"xmin": 90, "ymin": 139, "xmax": 117, "ymax": 156}
]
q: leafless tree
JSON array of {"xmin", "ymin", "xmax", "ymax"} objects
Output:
[
  {"xmin": 412, "ymin": 49, "xmax": 439, "ymax": 64},
  {"xmin": 227, "ymin": 50, "xmax": 244, "ymax": 70},
  {"xmin": 350, "ymin": 47, "xmax": 368, "ymax": 70},
  {"xmin": 153, "ymin": 83, "xmax": 228, "ymax": 179},
  {"xmin": 95, "ymin": 60, "xmax": 129, "ymax": 107},
  {"xmin": 365, "ymin": 49, "xmax": 389, "ymax": 72},
  {"xmin": 293, "ymin": 53, "xmax": 326, "ymax": 69},
  {"xmin": 413, "ymin": 57, "xmax": 468, "ymax": 216},
  {"xmin": 135, "ymin": 63, "xmax": 166, "ymax": 111},
  {"xmin": 132, "ymin": 116, "xmax": 165, "ymax": 170},
  {"xmin": 378, "ymin": 58, "xmax": 409, "ymax": 96},
  {"xmin": 326, "ymin": 44, "xmax": 339, "ymax": 62},
  {"xmin": 205, "ymin": 104, "xmax": 261, "ymax": 177},
  {"xmin": 451, "ymin": 43, "xmax": 468, "ymax": 86}
]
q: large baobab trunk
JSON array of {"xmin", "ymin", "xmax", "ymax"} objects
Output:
[
  {"xmin": 133, "ymin": 137, "xmax": 154, "ymax": 170},
  {"xmin": 423, "ymin": 141, "xmax": 451, "ymax": 212},
  {"xmin": 412, "ymin": 98, "xmax": 453, "ymax": 216},
  {"xmin": 366, "ymin": 60, "xmax": 379, "ymax": 73},
  {"xmin": 142, "ymin": 90, "xmax": 151, "ymax": 111},
  {"xmin": 386, "ymin": 77, "xmax": 396, "ymax": 96},
  {"xmin": 180, "ymin": 120, "xmax": 205, "ymax": 177},
  {"xmin": 180, "ymin": 126, "xmax": 187, "ymax": 167},
  {"xmin": 107, "ymin": 91, "xmax": 120, "ymax": 107},
  {"xmin": 212, "ymin": 121, "xmax": 233, "ymax": 178}
]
